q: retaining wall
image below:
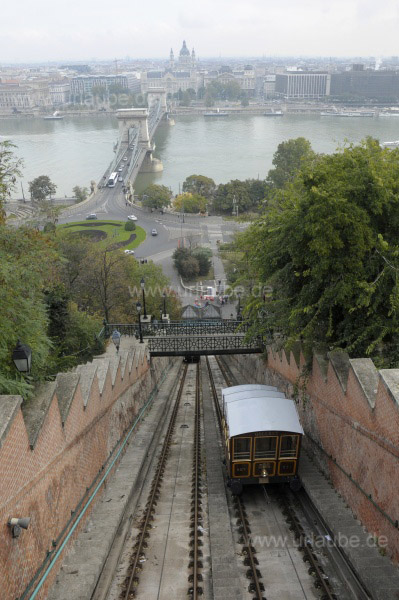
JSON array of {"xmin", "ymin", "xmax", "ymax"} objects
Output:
[
  {"xmin": 0, "ymin": 341, "xmax": 169, "ymax": 600},
  {"xmin": 227, "ymin": 347, "xmax": 399, "ymax": 563}
]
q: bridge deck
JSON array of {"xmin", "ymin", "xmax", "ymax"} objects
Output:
[{"xmin": 147, "ymin": 335, "xmax": 263, "ymax": 357}]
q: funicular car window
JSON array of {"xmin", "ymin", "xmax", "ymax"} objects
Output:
[
  {"xmin": 233, "ymin": 437, "xmax": 251, "ymax": 460},
  {"xmin": 254, "ymin": 436, "xmax": 277, "ymax": 459},
  {"xmin": 279, "ymin": 435, "xmax": 299, "ymax": 458}
]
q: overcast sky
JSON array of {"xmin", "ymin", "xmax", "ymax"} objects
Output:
[{"xmin": 2, "ymin": 0, "xmax": 399, "ymax": 63}]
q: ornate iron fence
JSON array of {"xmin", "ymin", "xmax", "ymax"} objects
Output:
[
  {"xmin": 104, "ymin": 320, "xmax": 248, "ymax": 338},
  {"xmin": 147, "ymin": 335, "xmax": 263, "ymax": 356}
]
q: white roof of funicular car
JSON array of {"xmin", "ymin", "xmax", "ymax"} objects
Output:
[
  {"xmin": 225, "ymin": 394, "xmax": 304, "ymax": 438},
  {"xmin": 222, "ymin": 384, "xmax": 278, "ymax": 397}
]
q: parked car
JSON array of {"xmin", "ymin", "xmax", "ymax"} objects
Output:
[
  {"xmin": 86, "ymin": 213, "xmax": 97, "ymax": 220},
  {"xmin": 127, "ymin": 215, "xmax": 137, "ymax": 221},
  {"xmin": 151, "ymin": 229, "xmax": 158, "ymax": 236},
  {"xmin": 124, "ymin": 249, "xmax": 135, "ymax": 255}
]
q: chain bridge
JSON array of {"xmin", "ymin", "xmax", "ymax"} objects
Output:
[
  {"xmin": 104, "ymin": 87, "xmax": 168, "ymax": 195},
  {"xmin": 103, "ymin": 320, "xmax": 264, "ymax": 357}
]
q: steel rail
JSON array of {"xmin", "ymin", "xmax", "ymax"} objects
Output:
[
  {"xmin": 188, "ymin": 363, "xmax": 203, "ymax": 598},
  {"xmin": 205, "ymin": 356, "xmax": 266, "ymax": 600},
  {"xmin": 279, "ymin": 492, "xmax": 338, "ymax": 600},
  {"xmin": 122, "ymin": 363, "xmax": 188, "ymax": 600},
  {"xmin": 292, "ymin": 489, "xmax": 372, "ymax": 600}
]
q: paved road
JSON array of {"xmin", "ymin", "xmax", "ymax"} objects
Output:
[{"xmin": 58, "ymin": 187, "xmax": 246, "ymax": 312}]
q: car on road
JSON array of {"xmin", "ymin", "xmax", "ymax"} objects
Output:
[
  {"xmin": 86, "ymin": 213, "xmax": 97, "ymax": 220},
  {"xmin": 123, "ymin": 157, "xmax": 128, "ymax": 161},
  {"xmin": 127, "ymin": 215, "xmax": 137, "ymax": 221},
  {"xmin": 118, "ymin": 176, "xmax": 123, "ymax": 182},
  {"xmin": 151, "ymin": 229, "xmax": 158, "ymax": 236},
  {"xmin": 117, "ymin": 167, "xmax": 123, "ymax": 172},
  {"xmin": 129, "ymin": 145, "xmax": 134, "ymax": 150},
  {"xmin": 124, "ymin": 249, "xmax": 135, "ymax": 255}
]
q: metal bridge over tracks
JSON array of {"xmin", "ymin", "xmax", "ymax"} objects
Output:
[{"xmin": 103, "ymin": 321, "xmax": 264, "ymax": 357}]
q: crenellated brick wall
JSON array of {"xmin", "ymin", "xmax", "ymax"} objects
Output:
[
  {"xmin": 227, "ymin": 347, "xmax": 399, "ymax": 563},
  {"xmin": 0, "ymin": 342, "xmax": 170, "ymax": 600}
]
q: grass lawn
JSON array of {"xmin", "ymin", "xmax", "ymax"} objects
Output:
[{"xmin": 58, "ymin": 220, "xmax": 146, "ymax": 250}]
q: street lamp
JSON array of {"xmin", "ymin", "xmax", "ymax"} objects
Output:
[
  {"xmin": 12, "ymin": 340, "xmax": 32, "ymax": 374},
  {"xmin": 162, "ymin": 291, "xmax": 167, "ymax": 318},
  {"xmin": 140, "ymin": 276, "xmax": 147, "ymax": 319},
  {"xmin": 136, "ymin": 302, "xmax": 144, "ymax": 343},
  {"xmin": 237, "ymin": 291, "xmax": 242, "ymax": 320}
]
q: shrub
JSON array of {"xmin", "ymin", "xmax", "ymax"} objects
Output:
[{"xmin": 125, "ymin": 221, "xmax": 136, "ymax": 231}]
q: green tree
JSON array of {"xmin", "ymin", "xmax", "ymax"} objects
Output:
[
  {"xmin": 0, "ymin": 140, "xmax": 22, "ymax": 223},
  {"xmin": 212, "ymin": 180, "xmax": 252, "ymax": 214},
  {"xmin": 124, "ymin": 220, "xmax": 136, "ymax": 231},
  {"xmin": 241, "ymin": 138, "xmax": 399, "ymax": 366},
  {"xmin": 73, "ymin": 185, "xmax": 89, "ymax": 203},
  {"xmin": 180, "ymin": 91, "xmax": 191, "ymax": 106},
  {"xmin": 141, "ymin": 184, "xmax": 171, "ymax": 210},
  {"xmin": 29, "ymin": 175, "xmax": 57, "ymax": 202},
  {"xmin": 173, "ymin": 192, "xmax": 207, "ymax": 213},
  {"xmin": 183, "ymin": 175, "xmax": 215, "ymax": 199},
  {"xmin": 180, "ymin": 256, "xmax": 200, "ymax": 279},
  {"xmin": 204, "ymin": 94, "xmax": 215, "ymax": 108},
  {"xmin": 91, "ymin": 86, "xmax": 107, "ymax": 101},
  {"xmin": 0, "ymin": 226, "xmax": 58, "ymax": 395},
  {"xmin": 192, "ymin": 247, "xmax": 212, "ymax": 276},
  {"xmin": 241, "ymin": 95, "xmax": 249, "ymax": 107},
  {"xmin": 267, "ymin": 138, "xmax": 315, "ymax": 189}
]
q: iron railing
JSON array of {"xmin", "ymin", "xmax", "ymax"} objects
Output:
[
  {"xmin": 147, "ymin": 334, "xmax": 263, "ymax": 356},
  {"xmin": 103, "ymin": 320, "xmax": 248, "ymax": 338}
]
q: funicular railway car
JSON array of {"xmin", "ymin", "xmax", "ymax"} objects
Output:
[{"xmin": 222, "ymin": 385, "xmax": 304, "ymax": 495}]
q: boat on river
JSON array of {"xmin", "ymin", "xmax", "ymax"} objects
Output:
[
  {"xmin": 263, "ymin": 110, "xmax": 283, "ymax": 116},
  {"xmin": 321, "ymin": 110, "xmax": 375, "ymax": 117},
  {"xmin": 204, "ymin": 109, "xmax": 229, "ymax": 117},
  {"xmin": 43, "ymin": 111, "xmax": 64, "ymax": 120},
  {"xmin": 382, "ymin": 140, "xmax": 399, "ymax": 146}
]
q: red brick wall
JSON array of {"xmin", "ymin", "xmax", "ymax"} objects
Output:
[
  {"xmin": 0, "ymin": 350, "xmax": 168, "ymax": 600},
  {"xmin": 228, "ymin": 350, "xmax": 399, "ymax": 562}
]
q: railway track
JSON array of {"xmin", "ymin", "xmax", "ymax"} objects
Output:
[
  {"xmin": 214, "ymin": 355, "xmax": 373, "ymax": 600},
  {"xmin": 121, "ymin": 363, "xmax": 189, "ymax": 599},
  {"xmin": 205, "ymin": 356, "xmax": 266, "ymax": 600}
]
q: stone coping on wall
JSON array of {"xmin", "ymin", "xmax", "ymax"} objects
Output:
[
  {"xmin": 300, "ymin": 453, "xmax": 399, "ymax": 600},
  {"xmin": 46, "ymin": 359, "xmax": 182, "ymax": 600}
]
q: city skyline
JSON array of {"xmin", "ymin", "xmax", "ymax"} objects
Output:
[{"xmin": 1, "ymin": 0, "xmax": 399, "ymax": 63}]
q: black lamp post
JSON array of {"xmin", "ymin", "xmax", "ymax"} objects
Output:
[
  {"xmin": 136, "ymin": 302, "xmax": 144, "ymax": 343},
  {"xmin": 12, "ymin": 340, "xmax": 32, "ymax": 374},
  {"xmin": 237, "ymin": 291, "xmax": 242, "ymax": 320},
  {"xmin": 140, "ymin": 276, "xmax": 147, "ymax": 319},
  {"xmin": 162, "ymin": 291, "xmax": 167, "ymax": 317}
]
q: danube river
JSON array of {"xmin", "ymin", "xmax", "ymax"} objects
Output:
[{"xmin": 2, "ymin": 113, "xmax": 399, "ymax": 198}]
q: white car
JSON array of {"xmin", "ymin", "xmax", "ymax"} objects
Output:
[
  {"xmin": 127, "ymin": 215, "xmax": 137, "ymax": 221},
  {"xmin": 117, "ymin": 167, "xmax": 123, "ymax": 172},
  {"xmin": 123, "ymin": 157, "xmax": 128, "ymax": 161},
  {"xmin": 124, "ymin": 249, "xmax": 135, "ymax": 255},
  {"xmin": 118, "ymin": 176, "xmax": 123, "ymax": 182}
]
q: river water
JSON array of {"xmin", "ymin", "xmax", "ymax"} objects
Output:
[{"xmin": 2, "ymin": 113, "xmax": 399, "ymax": 198}]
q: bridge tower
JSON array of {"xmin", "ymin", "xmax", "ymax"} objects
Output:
[
  {"xmin": 116, "ymin": 108, "xmax": 150, "ymax": 149},
  {"xmin": 147, "ymin": 88, "xmax": 167, "ymax": 112}
]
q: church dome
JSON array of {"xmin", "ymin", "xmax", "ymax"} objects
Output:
[{"xmin": 180, "ymin": 40, "xmax": 190, "ymax": 56}]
